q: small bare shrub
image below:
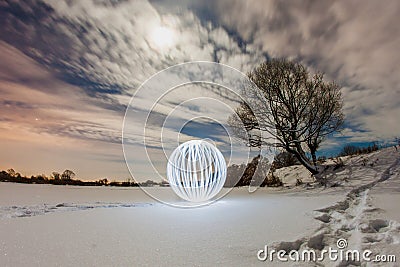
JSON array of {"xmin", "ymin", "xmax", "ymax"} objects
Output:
[{"xmin": 333, "ymin": 157, "xmax": 345, "ymax": 170}]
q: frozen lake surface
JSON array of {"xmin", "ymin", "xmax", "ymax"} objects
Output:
[{"xmin": 0, "ymin": 183, "xmax": 339, "ymax": 266}]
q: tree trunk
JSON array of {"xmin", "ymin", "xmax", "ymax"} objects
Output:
[
  {"xmin": 311, "ymin": 151, "xmax": 317, "ymax": 167},
  {"xmin": 286, "ymin": 146, "xmax": 319, "ymax": 175},
  {"xmin": 294, "ymin": 152, "xmax": 319, "ymax": 175}
]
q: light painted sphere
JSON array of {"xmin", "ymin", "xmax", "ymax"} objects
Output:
[{"xmin": 167, "ymin": 140, "xmax": 227, "ymax": 202}]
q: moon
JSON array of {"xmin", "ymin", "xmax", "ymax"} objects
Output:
[{"xmin": 149, "ymin": 26, "xmax": 176, "ymax": 50}]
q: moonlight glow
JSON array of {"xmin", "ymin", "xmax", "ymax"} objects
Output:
[
  {"xmin": 167, "ymin": 140, "xmax": 227, "ymax": 202},
  {"xmin": 149, "ymin": 26, "xmax": 175, "ymax": 50}
]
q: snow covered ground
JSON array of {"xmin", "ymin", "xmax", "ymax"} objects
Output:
[{"xmin": 0, "ymin": 148, "xmax": 399, "ymax": 266}]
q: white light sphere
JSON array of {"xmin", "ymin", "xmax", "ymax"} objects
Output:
[{"xmin": 167, "ymin": 140, "xmax": 227, "ymax": 202}]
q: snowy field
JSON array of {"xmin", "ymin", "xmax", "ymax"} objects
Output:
[{"xmin": 0, "ymin": 148, "xmax": 399, "ymax": 266}]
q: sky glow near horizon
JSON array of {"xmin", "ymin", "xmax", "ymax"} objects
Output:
[{"xmin": 0, "ymin": 0, "xmax": 399, "ymax": 181}]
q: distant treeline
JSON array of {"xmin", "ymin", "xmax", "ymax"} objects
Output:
[
  {"xmin": 0, "ymin": 169, "xmax": 168, "ymax": 187},
  {"xmin": 338, "ymin": 142, "xmax": 380, "ymax": 157}
]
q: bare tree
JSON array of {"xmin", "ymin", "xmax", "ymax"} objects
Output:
[
  {"xmin": 51, "ymin": 172, "xmax": 60, "ymax": 180},
  {"xmin": 7, "ymin": 169, "xmax": 16, "ymax": 177},
  {"xmin": 273, "ymin": 151, "xmax": 299, "ymax": 169},
  {"xmin": 230, "ymin": 58, "xmax": 344, "ymax": 175},
  {"xmin": 61, "ymin": 169, "xmax": 75, "ymax": 180},
  {"xmin": 305, "ymin": 79, "xmax": 344, "ymax": 166},
  {"xmin": 340, "ymin": 144, "xmax": 359, "ymax": 156}
]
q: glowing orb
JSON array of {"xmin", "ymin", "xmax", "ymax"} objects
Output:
[{"xmin": 167, "ymin": 140, "xmax": 227, "ymax": 202}]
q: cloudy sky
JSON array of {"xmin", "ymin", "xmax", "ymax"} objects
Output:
[{"xmin": 0, "ymin": 0, "xmax": 399, "ymax": 181}]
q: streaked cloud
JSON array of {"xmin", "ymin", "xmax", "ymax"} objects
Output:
[
  {"xmin": 0, "ymin": 0, "xmax": 399, "ymax": 180},
  {"xmin": 200, "ymin": 0, "xmax": 400, "ymax": 142}
]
